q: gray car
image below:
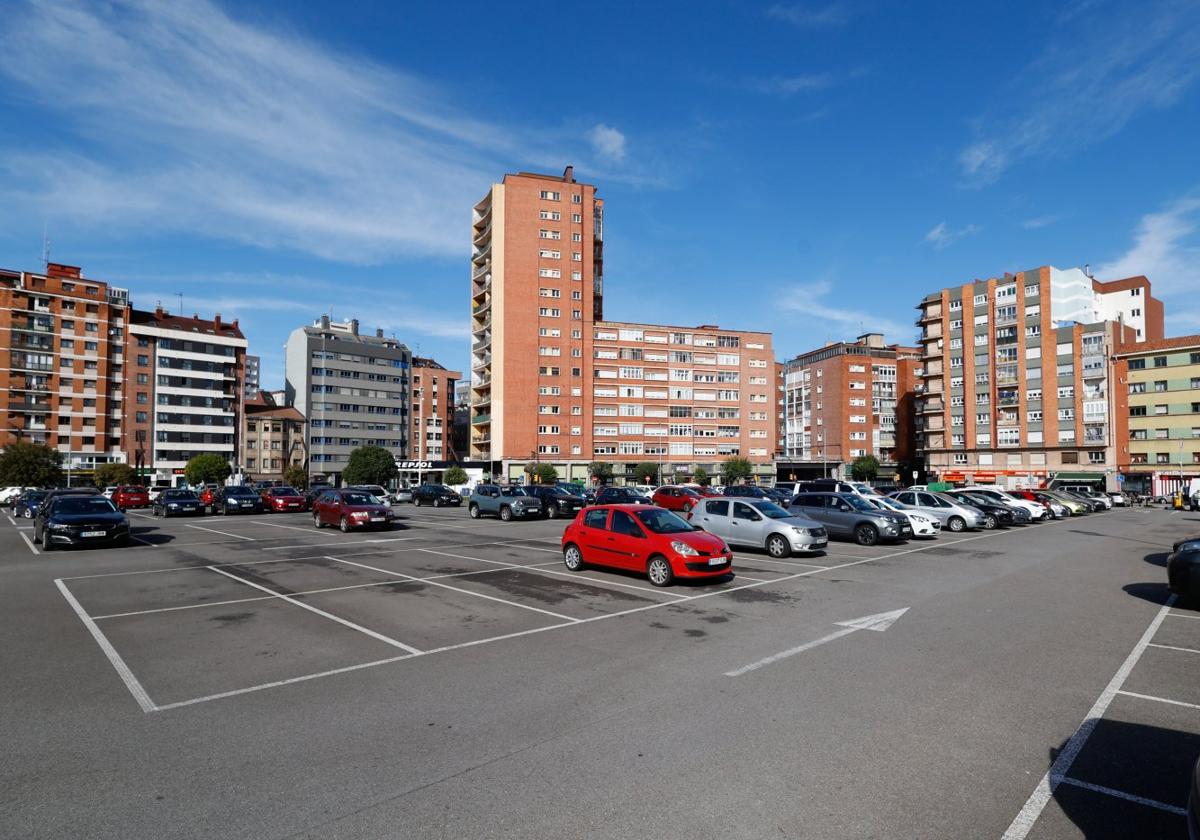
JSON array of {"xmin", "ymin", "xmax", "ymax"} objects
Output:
[
  {"xmin": 468, "ymin": 484, "xmax": 543, "ymax": 521},
  {"xmin": 887, "ymin": 489, "xmax": 985, "ymax": 532},
  {"xmin": 790, "ymin": 491, "xmax": 911, "ymax": 546},
  {"xmin": 693, "ymin": 498, "xmax": 828, "ymax": 557}
]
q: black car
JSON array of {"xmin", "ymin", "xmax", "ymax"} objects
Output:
[
  {"xmin": 153, "ymin": 489, "xmax": 205, "ymax": 517},
  {"xmin": 213, "ymin": 485, "xmax": 264, "ymax": 515},
  {"xmin": 1168, "ymin": 545, "xmax": 1200, "ymax": 607},
  {"xmin": 33, "ymin": 494, "xmax": 130, "ymax": 550},
  {"xmin": 594, "ymin": 486, "xmax": 651, "ymax": 505},
  {"xmin": 305, "ymin": 484, "xmax": 333, "ymax": 508},
  {"xmin": 725, "ymin": 485, "xmax": 791, "ymax": 505},
  {"xmin": 1188, "ymin": 755, "xmax": 1199, "ymax": 840},
  {"xmin": 942, "ymin": 491, "xmax": 1014, "ymax": 529},
  {"xmin": 412, "ymin": 483, "xmax": 463, "ymax": 507},
  {"xmin": 529, "ymin": 485, "xmax": 587, "ymax": 519}
]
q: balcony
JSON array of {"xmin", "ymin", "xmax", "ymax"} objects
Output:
[
  {"xmin": 919, "ymin": 399, "xmax": 944, "ymax": 414},
  {"xmin": 11, "ymin": 400, "xmax": 52, "ymax": 413},
  {"xmin": 917, "ymin": 306, "xmax": 943, "ymax": 324},
  {"xmin": 471, "ymin": 413, "xmax": 491, "ymax": 426}
]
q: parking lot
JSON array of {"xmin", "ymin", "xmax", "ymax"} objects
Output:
[{"xmin": 3, "ymin": 502, "xmax": 1199, "ymax": 838}]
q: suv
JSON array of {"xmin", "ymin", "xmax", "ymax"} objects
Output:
[
  {"xmin": 790, "ymin": 491, "xmax": 910, "ymax": 546},
  {"xmin": 528, "ymin": 484, "xmax": 587, "ymax": 519},
  {"xmin": 650, "ymin": 485, "xmax": 703, "ymax": 514},
  {"xmin": 111, "ymin": 485, "xmax": 151, "ymax": 511},
  {"xmin": 594, "ymin": 486, "xmax": 651, "ymax": 506},
  {"xmin": 468, "ymin": 485, "xmax": 542, "ymax": 521},
  {"xmin": 413, "ymin": 483, "xmax": 463, "ymax": 507}
]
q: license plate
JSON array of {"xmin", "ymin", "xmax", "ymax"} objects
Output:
[
  {"xmin": 288, "ymin": 503, "xmax": 298, "ymax": 507},
  {"xmin": 708, "ymin": 556, "xmax": 726, "ymax": 566},
  {"xmin": 813, "ymin": 540, "xmax": 828, "ymax": 547},
  {"xmin": 369, "ymin": 516, "xmax": 385, "ymax": 522},
  {"xmin": 81, "ymin": 530, "xmax": 106, "ymax": 537}
]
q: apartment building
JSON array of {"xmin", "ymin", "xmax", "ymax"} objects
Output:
[
  {"xmin": 411, "ymin": 357, "xmax": 460, "ymax": 464},
  {"xmin": 0, "ymin": 263, "xmax": 130, "ymax": 479},
  {"xmin": 123, "ymin": 307, "xmax": 247, "ymax": 485},
  {"xmin": 914, "ymin": 266, "xmax": 1157, "ymax": 489},
  {"xmin": 244, "ymin": 354, "xmax": 261, "ymax": 400},
  {"xmin": 780, "ymin": 333, "xmax": 919, "ymax": 481},
  {"xmin": 468, "ymin": 166, "xmax": 777, "ymax": 485},
  {"xmin": 242, "ymin": 393, "xmax": 306, "ymax": 483},
  {"xmin": 284, "ymin": 316, "xmax": 411, "ymax": 485},
  {"xmin": 1115, "ymin": 335, "xmax": 1200, "ymax": 496}
]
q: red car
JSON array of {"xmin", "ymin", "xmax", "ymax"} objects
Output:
[
  {"xmin": 650, "ymin": 485, "xmax": 703, "ymax": 514},
  {"xmin": 1008, "ymin": 489, "xmax": 1053, "ymax": 515},
  {"xmin": 198, "ymin": 485, "xmax": 218, "ymax": 507},
  {"xmin": 111, "ymin": 485, "xmax": 150, "ymax": 511},
  {"xmin": 261, "ymin": 486, "xmax": 308, "ymax": 513},
  {"xmin": 561, "ymin": 504, "xmax": 733, "ymax": 587},
  {"xmin": 680, "ymin": 483, "xmax": 721, "ymax": 498},
  {"xmin": 312, "ymin": 488, "xmax": 394, "ymax": 532}
]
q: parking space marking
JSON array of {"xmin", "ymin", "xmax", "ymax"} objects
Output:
[
  {"xmin": 731, "ymin": 554, "xmax": 827, "ymax": 570},
  {"xmin": 1000, "ymin": 595, "xmax": 1178, "ymax": 840},
  {"xmin": 6, "ymin": 513, "xmax": 16, "ymax": 525},
  {"xmin": 129, "ymin": 535, "xmax": 159, "ymax": 548},
  {"xmin": 1115, "ymin": 690, "xmax": 1200, "ymax": 711},
  {"xmin": 1147, "ymin": 642, "xmax": 1200, "ymax": 655},
  {"xmin": 208, "ymin": 566, "xmax": 424, "ymax": 654},
  {"xmin": 127, "ymin": 511, "xmax": 156, "ymax": 520},
  {"xmin": 20, "ymin": 532, "xmax": 39, "ymax": 555},
  {"xmin": 1052, "ymin": 775, "xmax": 1189, "ymax": 816},
  {"xmin": 261, "ymin": 536, "xmax": 423, "ymax": 551},
  {"xmin": 732, "ymin": 573, "xmax": 771, "ymax": 582},
  {"xmin": 184, "ymin": 523, "xmax": 256, "ymax": 541},
  {"xmin": 55, "ymin": 580, "xmax": 156, "ymax": 713},
  {"xmin": 326, "ymin": 556, "xmax": 582, "ymax": 623},
  {"xmin": 1167, "ymin": 612, "xmax": 1200, "ymax": 621}
]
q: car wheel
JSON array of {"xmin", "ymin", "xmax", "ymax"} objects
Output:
[
  {"xmin": 682, "ymin": 502, "xmax": 692, "ymax": 513},
  {"xmin": 766, "ymin": 534, "xmax": 790, "ymax": 558},
  {"xmin": 547, "ymin": 502, "xmax": 560, "ymax": 520},
  {"xmin": 982, "ymin": 514, "xmax": 997, "ymax": 530},
  {"xmin": 563, "ymin": 544, "xmax": 585, "ymax": 571},
  {"xmin": 947, "ymin": 515, "xmax": 965, "ymax": 532},
  {"xmin": 499, "ymin": 505, "xmax": 512, "ymax": 522},
  {"xmin": 647, "ymin": 555, "xmax": 674, "ymax": 587},
  {"xmin": 32, "ymin": 527, "xmax": 41, "ymax": 544},
  {"xmin": 854, "ymin": 523, "xmax": 879, "ymax": 546},
  {"xmin": 313, "ymin": 512, "xmax": 324, "ymax": 529},
  {"xmin": 339, "ymin": 516, "xmax": 351, "ymax": 533},
  {"xmin": 434, "ymin": 497, "xmax": 442, "ymax": 508},
  {"xmin": 414, "ymin": 497, "xmax": 423, "ymax": 507},
  {"xmin": 469, "ymin": 504, "xmax": 480, "ymax": 519}
]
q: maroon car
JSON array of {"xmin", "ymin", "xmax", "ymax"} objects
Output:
[
  {"xmin": 261, "ymin": 486, "xmax": 308, "ymax": 513},
  {"xmin": 312, "ymin": 489, "xmax": 394, "ymax": 532}
]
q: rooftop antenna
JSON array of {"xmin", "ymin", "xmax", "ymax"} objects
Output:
[
  {"xmin": 41, "ymin": 221, "xmax": 49, "ymax": 268},
  {"xmin": 176, "ymin": 292, "xmax": 184, "ymax": 314}
]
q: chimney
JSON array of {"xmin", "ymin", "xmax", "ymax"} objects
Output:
[
  {"xmin": 350, "ymin": 318, "xmax": 359, "ymax": 336},
  {"xmin": 375, "ymin": 328, "xmax": 384, "ymax": 338},
  {"xmin": 155, "ymin": 305, "xmax": 164, "ymax": 318},
  {"xmin": 563, "ymin": 165, "xmax": 574, "ymax": 182},
  {"xmin": 193, "ymin": 313, "xmax": 199, "ymax": 320},
  {"xmin": 232, "ymin": 318, "xmax": 239, "ymax": 330},
  {"xmin": 214, "ymin": 313, "xmax": 222, "ymax": 329},
  {"xmin": 320, "ymin": 314, "xmax": 330, "ymax": 330}
]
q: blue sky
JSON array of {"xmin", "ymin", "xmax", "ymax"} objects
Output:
[{"xmin": 2, "ymin": 0, "xmax": 1199, "ymax": 388}]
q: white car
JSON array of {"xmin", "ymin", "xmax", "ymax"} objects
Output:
[
  {"xmin": 1107, "ymin": 492, "xmax": 1127, "ymax": 507},
  {"xmin": 867, "ymin": 496, "xmax": 940, "ymax": 538},
  {"xmin": 0, "ymin": 486, "xmax": 31, "ymax": 506},
  {"xmin": 964, "ymin": 487, "xmax": 1048, "ymax": 521},
  {"xmin": 102, "ymin": 486, "xmax": 119, "ymax": 499}
]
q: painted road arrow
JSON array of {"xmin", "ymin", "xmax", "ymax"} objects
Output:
[{"xmin": 724, "ymin": 608, "xmax": 909, "ymax": 677}]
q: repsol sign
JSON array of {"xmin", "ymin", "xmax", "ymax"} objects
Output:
[{"xmin": 394, "ymin": 460, "xmax": 449, "ymax": 469}]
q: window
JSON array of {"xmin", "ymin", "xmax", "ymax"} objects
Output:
[
  {"xmin": 539, "ymin": 229, "xmax": 561, "ymax": 240},
  {"xmin": 1129, "ymin": 358, "xmax": 1146, "ymax": 370},
  {"xmin": 539, "ymin": 190, "xmax": 560, "ymax": 201},
  {"xmin": 1154, "ymin": 356, "xmax": 1167, "ymax": 368},
  {"xmin": 953, "ymin": 453, "xmax": 968, "ymax": 465},
  {"xmin": 539, "ymin": 210, "xmax": 561, "ymax": 221}
]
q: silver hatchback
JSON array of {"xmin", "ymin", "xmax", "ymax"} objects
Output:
[
  {"xmin": 887, "ymin": 489, "xmax": 985, "ymax": 532},
  {"xmin": 693, "ymin": 498, "xmax": 827, "ymax": 557}
]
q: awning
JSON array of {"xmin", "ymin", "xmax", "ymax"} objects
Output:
[{"xmin": 1052, "ymin": 471, "xmax": 1107, "ymax": 481}]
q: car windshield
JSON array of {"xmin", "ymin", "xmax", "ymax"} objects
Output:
[
  {"xmin": 270, "ymin": 487, "xmax": 299, "ymax": 496},
  {"xmin": 55, "ymin": 497, "xmax": 118, "ymax": 515},
  {"xmin": 843, "ymin": 495, "xmax": 875, "ymax": 512},
  {"xmin": 750, "ymin": 500, "xmax": 792, "ymax": 519},
  {"xmin": 342, "ymin": 493, "xmax": 376, "ymax": 505},
  {"xmin": 635, "ymin": 508, "xmax": 694, "ymax": 534},
  {"xmin": 875, "ymin": 497, "xmax": 906, "ymax": 511},
  {"xmin": 949, "ymin": 494, "xmax": 982, "ymax": 508},
  {"xmin": 226, "ymin": 487, "xmax": 257, "ymax": 497},
  {"xmin": 501, "ymin": 487, "xmax": 529, "ymax": 497},
  {"xmin": 163, "ymin": 490, "xmax": 197, "ymax": 500},
  {"xmin": 25, "ymin": 491, "xmax": 48, "ymax": 501}
]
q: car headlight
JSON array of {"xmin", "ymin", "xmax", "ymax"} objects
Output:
[
  {"xmin": 168, "ymin": 503, "xmax": 179, "ymax": 508},
  {"xmin": 350, "ymin": 511, "xmax": 369, "ymax": 519},
  {"xmin": 670, "ymin": 540, "xmax": 699, "ymax": 556},
  {"xmin": 49, "ymin": 523, "xmax": 71, "ymax": 531}
]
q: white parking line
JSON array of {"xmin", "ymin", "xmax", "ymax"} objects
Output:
[
  {"xmin": 1115, "ymin": 689, "xmax": 1200, "ymax": 711},
  {"xmin": 208, "ymin": 566, "xmax": 423, "ymax": 654},
  {"xmin": 1052, "ymin": 775, "xmax": 1187, "ymax": 816},
  {"xmin": 1146, "ymin": 642, "xmax": 1200, "ymax": 655},
  {"xmin": 261, "ymin": 536, "xmax": 423, "ymax": 551},
  {"xmin": 1000, "ymin": 595, "xmax": 1177, "ymax": 840},
  {"xmin": 184, "ymin": 523, "xmax": 256, "ymax": 541},
  {"xmin": 129, "ymin": 535, "xmax": 159, "ymax": 548},
  {"xmin": 1167, "ymin": 612, "xmax": 1200, "ymax": 620},
  {"xmin": 20, "ymin": 532, "xmax": 39, "ymax": 555},
  {"xmin": 327, "ymin": 555, "xmax": 581, "ymax": 623},
  {"xmin": 55, "ymin": 579, "xmax": 156, "ymax": 713},
  {"xmin": 6, "ymin": 513, "xmax": 16, "ymax": 525}
]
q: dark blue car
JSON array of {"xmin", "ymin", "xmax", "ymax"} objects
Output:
[{"xmin": 14, "ymin": 490, "xmax": 48, "ymax": 519}]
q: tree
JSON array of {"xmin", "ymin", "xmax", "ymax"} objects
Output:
[
  {"xmin": 693, "ymin": 465, "xmax": 710, "ymax": 487},
  {"xmin": 851, "ymin": 454, "xmax": 880, "ymax": 482},
  {"xmin": 523, "ymin": 461, "xmax": 538, "ymax": 481},
  {"xmin": 533, "ymin": 463, "xmax": 559, "ymax": 485},
  {"xmin": 444, "ymin": 466, "xmax": 468, "ymax": 486},
  {"xmin": 94, "ymin": 462, "xmax": 137, "ymax": 488},
  {"xmin": 284, "ymin": 465, "xmax": 309, "ymax": 490},
  {"xmin": 588, "ymin": 461, "xmax": 614, "ymax": 483},
  {"xmin": 721, "ymin": 456, "xmax": 754, "ymax": 485},
  {"xmin": 185, "ymin": 453, "xmax": 232, "ymax": 487},
  {"xmin": 342, "ymin": 445, "xmax": 398, "ymax": 486},
  {"xmin": 633, "ymin": 462, "xmax": 659, "ymax": 485},
  {"xmin": 0, "ymin": 442, "xmax": 63, "ymax": 487}
]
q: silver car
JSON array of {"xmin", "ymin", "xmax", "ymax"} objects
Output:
[
  {"xmin": 888, "ymin": 489, "xmax": 985, "ymax": 532},
  {"xmin": 693, "ymin": 498, "xmax": 827, "ymax": 558}
]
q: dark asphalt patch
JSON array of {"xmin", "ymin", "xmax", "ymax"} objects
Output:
[{"xmin": 209, "ymin": 612, "xmax": 256, "ymax": 625}]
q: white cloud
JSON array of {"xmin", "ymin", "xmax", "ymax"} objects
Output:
[
  {"xmin": 750, "ymin": 74, "xmax": 836, "ymax": 96},
  {"xmin": 923, "ymin": 221, "xmax": 980, "ymax": 250},
  {"xmin": 780, "ymin": 280, "xmax": 913, "ymax": 343},
  {"xmin": 1021, "ymin": 214, "xmax": 1062, "ymax": 230},
  {"xmin": 0, "ymin": 0, "xmax": 646, "ymax": 263},
  {"xmin": 766, "ymin": 3, "xmax": 851, "ymax": 28},
  {"xmin": 589, "ymin": 124, "xmax": 627, "ymax": 162},
  {"xmin": 958, "ymin": 1, "xmax": 1200, "ymax": 184},
  {"xmin": 1094, "ymin": 195, "xmax": 1200, "ymax": 296}
]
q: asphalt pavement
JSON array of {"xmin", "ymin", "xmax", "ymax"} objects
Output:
[{"xmin": 1, "ymin": 502, "xmax": 1198, "ymax": 839}]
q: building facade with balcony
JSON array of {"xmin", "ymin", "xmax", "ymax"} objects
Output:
[
  {"xmin": 123, "ymin": 307, "xmax": 247, "ymax": 485},
  {"xmin": 0, "ymin": 263, "xmax": 130, "ymax": 479},
  {"xmin": 244, "ymin": 354, "xmax": 261, "ymax": 400},
  {"xmin": 242, "ymin": 393, "xmax": 307, "ymax": 483},
  {"xmin": 780, "ymin": 333, "xmax": 920, "ymax": 482},
  {"xmin": 410, "ymin": 357, "xmax": 461, "ymax": 468},
  {"xmin": 284, "ymin": 316, "xmax": 411, "ymax": 486},
  {"xmin": 468, "ymin": 166, "xmax": 777, "ymax": 485},
  {"xmin": 913, "ymin": 266, "xmax": 1157, "ymax": 489},
  {"xmin": 1115, "ymin": 335, "xmax": 1200, "ymax": 497}
]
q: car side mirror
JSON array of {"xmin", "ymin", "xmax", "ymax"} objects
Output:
[{"xmin": 692, "ymin": 524, "xmax": 703, "ymax": 531}]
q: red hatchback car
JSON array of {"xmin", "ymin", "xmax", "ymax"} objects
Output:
[
  {"xmin": 312, "ymin": 488, "xmax": 394, "ymax": 532},
  {"xmin": 261, "ymin": 486, "xmax": 308, "ymax": 513},
  {"xmin": 561, "ymin": 504, "xmax": 733, "ymax": 587},
  {"xmin": 651, "ymin": 485, "xmax": 703, "ymax": 514},
  {"xmin": 111, "ymin": 485, "xmax": 150, "ymax": 511}
]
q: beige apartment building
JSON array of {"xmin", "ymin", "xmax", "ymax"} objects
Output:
[
  {"xmin": 914, "ymin": 266, "xmax": 1159, "ymax": 489},
  {"xmin": 469, "ymin": 167, "xmax": 776, "ymax": 484},
  {"xmin": 242, "ymin": 393, "xmax": 306, "ymax": 483}
]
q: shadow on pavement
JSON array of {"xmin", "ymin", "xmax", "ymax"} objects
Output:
[
  {"xmin": 1047, "ymin": 720, "xmax": 1197, "ymax": 838},
  {"xmin": 128, "ymin": 528, "xmax": 175, "ymax": 546},
  {"xmin": 1143, "ymin": 551, "xmax": 1170, "ymax": 568},
  {"xmin": 1122, "ymin": 581, "xmax": 1172, "ymax": 606}
]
